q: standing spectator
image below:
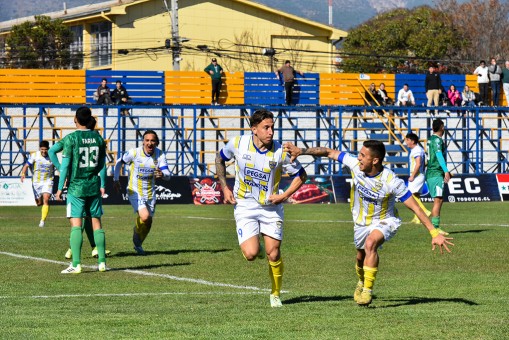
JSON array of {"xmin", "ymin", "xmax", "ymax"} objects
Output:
[
  {"xmin": 473, "ymin": 60, "xmax": 489, "ymax": 106},
  {"xmin": 275, "ymin": 60, "xmax": 304, "ymax": 106},
  {"xmin": 425, "ymin": 65, "xmax": 442, "ymax": 115},
  {"xmin": 446, "ymin": 84, "xmax": 462, "ymax": 107},
  {"xmin": 95, "ymin": 78, "xmax": 112, "ymax": 105},
  {"xmin": 377, "ymin": 83, "xmax": 393, "ymax": 105},
  {"xmin": 204, "ymin": 58, "xmax": 223, "ymax": 105},
  {"xmin": 461, "ymin": 85, "xmax": 477, "ymax": 107},
  {"xmin": 396, "ymin": 84, "xmax": 415, "ymax": 106},
  {"xmin": 502, "ymin": 60, "xmax": 509, "ymax": 106},
  {"xmin": 488, "ymin": 58, "xmax": 502, "ymax": 106},
  {"xmin": 111, "ymin": 80, "xmax": 132, "ymax": 115}
]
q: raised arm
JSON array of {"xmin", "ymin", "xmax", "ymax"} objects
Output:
[{"xmin": 283, "ymin": 142, "xmax": 341, "ymax": 162}]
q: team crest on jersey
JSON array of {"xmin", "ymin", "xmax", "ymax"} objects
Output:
[
  {"xmin": 269, "ymin": 161, "xmax": 277, "ymax": 169},
  {"xmin": 242, "ymin": 154, "xmax": 251, "ymax": 160}
]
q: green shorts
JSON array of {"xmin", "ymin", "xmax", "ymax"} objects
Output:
[
  {"xmin": 66, "ymin": 193, "xmax": 103, "ymax": 219},
  {"xmin": 426, "ymin": 176, "xmax": 444, "ymax": 198}
]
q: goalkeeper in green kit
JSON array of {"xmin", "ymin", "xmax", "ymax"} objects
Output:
[
  {"xmin": 425, "ymin": 119, "xmax": 451, "ymax": 236},
  {"xmin": 55, "ymin": 107, "xmax": 108, "ymax": 274}
]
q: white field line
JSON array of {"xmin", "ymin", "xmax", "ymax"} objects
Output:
[{"xmin": 0, "ymin": 251, "xmax": 286, "ymax": 293}]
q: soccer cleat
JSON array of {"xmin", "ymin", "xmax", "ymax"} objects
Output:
[
  {"xmin": 38, "ymin": 220, "xmax": 45, "ymax": 228},
  {"xmin": 98, "ymin": 262, "xmax": 107, "ymax": 272},
  {"xmin": 61, "ymin": 264, "xmax": 82, "ymax": 274},
  {"xmin": 410, "ymin": 216, "xmax": 421, "ymax": 224},
  {"xmin": 270, "ymin": 294, "xmax": 283, "ymax": 308},
  {"xmin": 64, "ymin": 248, "xmax": 72, "ymax": 259},
  {"xmin": 353, "ymin": 281, "xmax": 364, "ymax": 302},
  {"xmin": 436, "ymin": 228, "xmax": 449, "ymax": 236},
  {"xmin": 357, "ymin": 288, "xmax": 373, "ymax": 306},
  {"xmin": 92, "ymin": 247, "xmax": 112, "ymax": 258},
  {"xmin": 133, "ymin": 245, "xmax": 146, "ymax": 255}
]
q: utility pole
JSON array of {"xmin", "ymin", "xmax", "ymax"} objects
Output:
[{"xmin": 171, "ymin": 0, "xmax": 181, "ymax": 70}]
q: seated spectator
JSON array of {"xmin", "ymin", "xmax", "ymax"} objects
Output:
[
  {"xmin": 365, "ymin": 83, "xmax": 382, "ymax": 106},
  {"xmin": 377, "ymin": 83, "xmax": 393, "ymax": 105},
  {"xmin": 447, "ymin": 84, "xmax": 462, "ymax": 106},
  {"xmin": 111, "ymin": 80, "xmax": 133, "ymax": 115},
  {"xmin": 397, "ymin": 84, "xmax": 415, "ymax": 106},
  {"xmin": 95, "ymin": 78, "xmax": 112, "ymax": 105},
  {"xmin": 461, "ymin": 85, "xmax": 477, "ymax": 107}
]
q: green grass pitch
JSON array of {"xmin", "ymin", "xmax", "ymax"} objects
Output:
[{"xmin": 1, "ymin": 202, "xmax": 508, "ymax": 339}]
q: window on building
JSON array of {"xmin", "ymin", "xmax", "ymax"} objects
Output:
[
  {"xmin": 90, "ymin": 22, "xmax": 112, "ymax": 67},
  {"xmin": 69, "ymin": 25, "xmax": 83, "ymax": 69}
]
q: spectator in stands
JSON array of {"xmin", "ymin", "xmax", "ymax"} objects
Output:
[
  {"xmin": 461, "ymin": 85, "xmax": 477, "ymax": 107},
  {"xmin": 425, "ymin": 65, "xmax": 442, "ymax": 115},
  {"xmin": 95, "ymin": 78, "xmax": 112, "ymax": 105},
  {"xmin": 396, "ymin": 84, "xmax": 415, "ymax": 107},
  {"xmin": 473, "ymin": 60, "xmax": 489, "ymax": 106},
  {"xmin": 276, "ymin": 60, "xmax": 304, "ymax": 106},
  {"xmin": 488, "ymin": 58, "xmax": 502, "ymax": 106},
  {"xmin": 377, "ymin": 83, "xmax": 393, "ymax": 105},
  {"xmin": 204, "ymin": 58, "xmax": 224, "ymax": 105},
  {"xmin": 111, "ymin": 80, "xmax": 132, "ymax": 116},
  {"xmin": 502, "ymin": 61, "xmax": 509, "ymax": 106},
  {"xmin": 446, "ymin": 84, "xmax": 462, "ymax": 107},
  {"xmin": 365, "ymin": 83, "xmax": 381, "ymax": 106}
]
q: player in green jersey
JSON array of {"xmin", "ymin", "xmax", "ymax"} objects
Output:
[
  {"xmin": 425, "ymin": 119, "xmax": 451, "ymax": 236},
  {"xmin": 55, "ymin": 107, "xmax": 108, "ymax": 274}
]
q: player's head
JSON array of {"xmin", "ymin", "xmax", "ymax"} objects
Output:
[
  {"xmin": 405, "ymin": 133, "xmax": 419, "ymax": 147},
  {"xmin": 143, "ymin": 130, "xmax": 159, "ymax": 155},
  {"xmin": 75, "ymin": 106, "xmax": 93, "ymax": 127},
  {"xmin": 250, "ymin": 109, "xmax": 274, "ymax": 147},
  {"xmin": 39, "ymin": 140, "xmax": 49, "ymax": 156},
  {"xmin": 432, "ymin": 118, "xmax": 445, "ymax": 133},
  {"xmin": 358, "ymin": 140, "xmax": 386, "ymax": 174}
]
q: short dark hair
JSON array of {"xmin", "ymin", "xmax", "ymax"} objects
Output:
[
  {"xmin": 250, "ymin": 109, "xmax": 274, "ymax": 127},
  {"xmin": 143, "ymin": 130, "xmax": 159, "ymax": 146},
  {"xmin": 405, "ymin": 133, "xmax": 419, "ymax": 144},
  {"xmin": 39, "ymin": 140, "xmax": 49, "ymax": 148},
  {"xmin": 76, "ymin": 106, "xmax": 92, "ymax": 126},
  {"xmin": 285, "ymin": 60, "xmax": 291, "ymax": 64},
  {"xmin": 403, "ymin": 83, "xmax": 409, "ymax": 87},
  {"xmin": 432, "ymin": 118, "xmax": 445, "ymax": 132},
  {"xmin": 116, "ymin": 80, "xmax": 122, "ymax": 84},
  {"xmin": 363, "ymin": 140, "xmax": 386, "ymax": 162},
  {"xmin": 101, "ymin": 78, "xmax": 108, "ymax": 82},
  {"xmin": 480, "ymin": 60, "xmax": 486, "ymax": 65}
]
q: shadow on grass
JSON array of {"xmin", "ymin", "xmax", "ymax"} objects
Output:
[
  {"xmin": 449, "ymin": 229, "xmax": 489, "ymax": 234},
  {"xmin": 111, "ymin": 262, "xmax": 192, "ymax": 271},
  {"xmin": 283, "ymin": 295, "xmax": 351, "ymax": 305},
  {"xmin": 113, "ymin": 248, "xmax": 232, "ymax": 258},
  {"xmin": 376, "ymin": 296, "xmax": 478, "ymax": 308}
]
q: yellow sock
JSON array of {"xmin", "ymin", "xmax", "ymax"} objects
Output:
[
  {"xmin": 136, "ymin": 217, "xmax": 150, "ymax": 242},
  {"xmin": 41, "ymin": 204, "xmax": 49, "ymax": 221},
  {"xmin": 413, "ymin": 194, "xmax": 430, "ymax": 216},
  {"xmin": 363, "ymin": 266, "xmax": 378, "ymax": 290},
  {"xmin": 268, "ymin": 258, "xmax": 284, "ymax": 296},
  {"xmin": 355, "ymin": 264, "xmax": 364, "ymax": 282}
]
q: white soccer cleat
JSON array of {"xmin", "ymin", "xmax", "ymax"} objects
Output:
[
  {"xmin": 38, "ymin": 220, "xmax": 45, "ymax": 228},
  {"xmin": 133, "ymin": 245, "xmax": 146, "ymax": 255},
  {"xmin": 64, "ymin": 248, "xmax": 72, "ymax": 259},
  {"xmin": 98, "ymin": 262, "xmax": 107, "ymax": 272},
  {"xmin": 270, "ymin": 294, "xmax": 283, "ymax": 308},
  {"xmin": 61, "ymin": 264, "xmax": 82, "ymax": 274}
]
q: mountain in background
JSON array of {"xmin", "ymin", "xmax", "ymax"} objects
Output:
[{"xmin": 0, "ymin": 0, "xmax": 432, "ymax": 29}]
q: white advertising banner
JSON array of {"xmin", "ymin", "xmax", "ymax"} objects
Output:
[{"xmin": 0, "ymin": 178, "xmax": 36, "ymax": 206}]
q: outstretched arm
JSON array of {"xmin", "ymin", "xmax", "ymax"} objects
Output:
[
  {"xmin": 283, "ymin": 142, "xmax": 341, "ymax": 162},
  {"xmin": 268, "ymin": 169, "xmax": 307, "ymax": 205}
]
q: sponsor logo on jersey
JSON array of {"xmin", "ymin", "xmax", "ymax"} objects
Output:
[
  {"xmin": 242, "ymin": 154, "xmax": 252, "ymax": 161},
  {"xmin": 245, "ymin": 168, "xmax": 270, "ymax": 181}
]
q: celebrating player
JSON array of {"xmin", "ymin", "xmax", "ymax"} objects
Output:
[
  {"xmin": 405, "ymin": 133, "xmax": 431, "ymax": 224},
  {"xmin": 284, "ymin": 140, "xmax": 454, "ymax": 306},
  {"xmin": 215, "ymin": 109, "xmax": 307, "ymax": 308},
  {"xmin": 113, "ymin": 130, "xmax": 172, "ymax": 255},
  {"xmin": 20, "ymin": 140, "xmax": 55, "ymax": 228}
]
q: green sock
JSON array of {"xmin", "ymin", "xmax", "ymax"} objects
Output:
[
  {"xmin": 93, "ymin": 229, "xmax": 106, "ymax": 263},
  {"xmin": 82, "ymin": 218, "xmax": 96, "ymax": 248},
  {"xmin": 431, "ymin": 216, "xmax": 440, "ymax": 228},
  {"xmin": 70, "ymin": 227, "xmax": 83, "ymax": 267}
]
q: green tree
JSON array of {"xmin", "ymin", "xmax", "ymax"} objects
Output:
[
  {"xmin": 342, "ymin": 6, "xmax": 468, "ymax": 73},
  {"xmin": 5, "ymin": 15, "xmax": 76, "ymax": 69}
]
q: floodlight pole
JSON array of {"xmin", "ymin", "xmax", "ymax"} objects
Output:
[{"xmin": 171, "ymin": 0, "xmax": 181, "ymax": 70}]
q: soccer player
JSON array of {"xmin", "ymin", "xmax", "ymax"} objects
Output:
[
  {"xmin": 113, "ymin": 130, "xmax": 172, "ymax": 255},
  {"xmin": 215, "ymin": 109, "xmax": 307, "ymax": 308},
  {"xmin": 20, "ymin": 140, "xmax": 55, "ymax": 227},
  {"xmin": 48, "ymin": 116, "xmax": 111, "ymax": 259},
  {"xmin": 283, "ymin": 140, "xmax": 453, "ymax": 306},
  {"xmin": 405, "ymin": 133, "xmax": 431, "ymax": 224},
  {"xmin": 425, "ymin": 119, "xmax": 451, "ymax": 236},
  {"xmin": 55, "ymin": 106, "xmax": 107, "ymax": 274}
]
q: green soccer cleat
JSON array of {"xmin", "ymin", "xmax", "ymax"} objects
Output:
[
  {"xmin": 270, "ymin": 294, "xmax": 283, "ymax": 308},
  {"xmin": 61, "ymin": 264, "xmax": 82, "ymax": 274},
  {"xmin": 64, "ymin": 248, "xmax": 72, "ymax": 259},
  {"xmin": 357, "ymin": 289, "xmax": 373, "ymax": 306},
  {"xmin": 436, "ymin": 228, "xmax": 449, "ymax": 236},
  {"xmin": 353, "ymin": 281, "xmax": 364, "ymax": 302}
]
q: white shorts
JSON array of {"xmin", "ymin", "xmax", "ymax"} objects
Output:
[
  {"xmin": 353, "ymin": 217, "xmax": 401, "ymax": 249},
  {"xmin": 128, "ymin": 193, "xmax": 156, "ymax": 216},
  {"xmin": 234, "ymin": 199, "xmax": 284, "ymax": 245},
  {"xmin": 32, "ymin": 181, "xmax": 53, "ymax": 199},
  {"xmin": 407, "ymin": 174, "xmax": 425, "ymax": 194}
]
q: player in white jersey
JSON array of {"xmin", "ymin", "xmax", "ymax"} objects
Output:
[
  {"xmin": 216, "ymin": 109, "xmax": 307, "ymax": 308},
  {"xmin": 114, "ymin": 130, "xmax": 171, "ymax": 255},
  {"xmin": 284, "ymin": 140, "xmax": 453, "ymax": 307},
  {"xmin": 21, "ymin": 140, "xmax": 55, "ymax": 227},
  {"xmin": 405, "ymin": 133, "xmax": 431, "ymax": 224}
]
